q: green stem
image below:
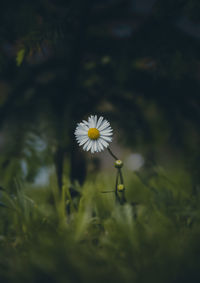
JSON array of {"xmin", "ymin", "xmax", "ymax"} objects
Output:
[
  {"xmin": 107, "ymin": 147, "xmax": 118, "ymax": 160},
  {"xmin": 115, "ymin": 170, "xmax": 119, "ymax": 200},
  {"xmin": 118, "ymin": 169, "xmax": 124, "ymax": 185},
  {"xmin": 107, "ymin": 147, "xmax": 126, "ymax": 204}
]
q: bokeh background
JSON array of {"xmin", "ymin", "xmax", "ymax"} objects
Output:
[{"xmin": 0, "ymin": 1, "xmax": 200, "ymax": 282}]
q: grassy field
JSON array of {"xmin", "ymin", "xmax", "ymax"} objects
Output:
[{"xmin": 0, "ymin": 167, "xmax": 200, "ymax": 283}]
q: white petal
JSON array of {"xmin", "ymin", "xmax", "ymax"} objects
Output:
[
  {"xmin": 98, "ymin": 120, "xmax": 110, "ymax": 131},
  {"xmin": 94, "ymin": 140, "xmax": 97, "ymax": 152},
  {"xmin": 86, "ymin": 140, "xmax": 93, "ymax": 151},
  {"xmin": 78, "ymin": 123, "xmax": 89, "ymax": 131},
  {"xmin": 96, "ymin": 116, "xmax": 104, "ymax": 129},
  {"xmin": 91, "ymin": 143, "xmax": 95, "ymax": 153},
  {"xmin": 97, "ymin": 140, "xmax": 103, "ymax": 152},
  {"xmin": 82, "ymin": 120, "xmax": 89, "ymax": 126},
  {"xmin": 96, "ymin": 142, "xmax": 100, "ymax": 152},
  {"xmin": 75, "ymin": 128, "xmax": 86, "ymax": 134},
  {"xmin": 78, "ymin": 137, "xmax": 89, "ymax": 146},
  {"xmin": 83, "ymin": 139, "xmax": 90, "ymax": 151},
  {"xmin": 88, "ymin": 115, "xmax": 95, "ymax": 128},
  {"xmin": 75, "ymin": 129, "xmax": 88, "ymax": 135},
  {"xmin": 99, "ymin": 138, "xmax": 109, "ymax": 148},
  {"xmin": 101, "ymin": 136, "xmax": 112, "ymax": 142},
  {"xmin": 100, "ymin": 131, "xmax": 113, "ymax": 136},
  {"xmin": 96, "ymin": 140, "xmax": 102, "ymax": 151},
  {"xmin": 76, "ymin": 136, "xmax": 84, "ymax": 141},
  {"xmin": 100, "ymin": 126, "xmax": 112, "ymax": 133},
  {"xmin": 96, "ymin": 141, "xmax": 100, "ymax": 152},
  {"xmin": 94, "ymin": 115, "xmax": 98, "ymax": 127}
]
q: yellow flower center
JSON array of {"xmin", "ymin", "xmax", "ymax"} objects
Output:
[{"xmin": 88, "ymin": 128, "xmax": 100, "ymax": 140}]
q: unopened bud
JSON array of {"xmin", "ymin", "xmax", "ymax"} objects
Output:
[
  {"xmin": 115, "ymin": 160, "xmax": 123, "ymax": 168},
  {"xmin": 117, "ymin": 184, "xmax": 125, "ymax": 191}
]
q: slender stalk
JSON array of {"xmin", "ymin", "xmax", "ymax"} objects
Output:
[
  {"xmin": 118, "ymin": 168, "xmax": 126, "ymax": 204},
  {"xmin": 107, "ymin": 147, "xmax": 118, "ymax": 160},
  {"xmin": 121, "ymin": 189, "xmax": 126, "ymax": 204},
  {"xmin": 107, "ymin": 147, "xmax": 126, "ymax": 204},
  {"xmin": 115, "ymin": 170, "xmax": 119, "ymax": 196},
  {"xmin": 118, "ymin": 169, "xmax": 124, "ymax": 185}
]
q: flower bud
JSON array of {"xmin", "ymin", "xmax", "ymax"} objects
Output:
[
  {"xmin": 117, "ymin": 184, "xmax": 125, "ymax": 191},
  {"xmin": 115, "ymin": 160, "xmax": 123, "ymax": 168}
]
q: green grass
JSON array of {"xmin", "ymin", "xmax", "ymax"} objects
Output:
[{"xmin": 0, "ymin": 167, "xmax": 200, "ymax": 283}]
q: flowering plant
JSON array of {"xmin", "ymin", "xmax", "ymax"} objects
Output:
[{"xmin": 75, "ymin": 115, "xmax": 126, "ymax": 204}]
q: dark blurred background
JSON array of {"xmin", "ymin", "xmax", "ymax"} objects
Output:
[{"xmin": 0, "ymin": 0, "xmax": 199, "ymax": 191}]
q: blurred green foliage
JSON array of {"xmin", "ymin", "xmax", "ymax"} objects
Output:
[
  {"xmin": 0, "ymin": 168, "xmax": 200, "ymax": 283},
  {"xmin": 0, "ymin": 1, "xmax": 200, "ymax": 281}
]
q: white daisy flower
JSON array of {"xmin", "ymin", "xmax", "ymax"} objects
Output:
[{"xmin": 75, "ymin": 115, "xmax": 113, "ymax": 153}]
